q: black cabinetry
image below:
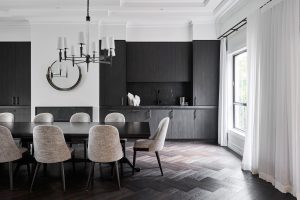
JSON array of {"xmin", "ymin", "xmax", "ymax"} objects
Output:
[
  {"xmin": 193, "ymin": 40, "xmax": 220, "ymax": 106},
  {"xmin": 0, "ymin": 42, "xmax": 31, "ymax": 106},
  {"xmin": 127, "ymin": 42, "xmax": 192, "ymax": 82},
  {"xmin": 100, "ymin": 40, "xmax": 126, "ymax": 106}
]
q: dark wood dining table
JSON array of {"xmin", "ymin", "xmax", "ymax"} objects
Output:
[{"xmin": 0, "ymin": 121, "xmax": 151, "ymax": 173}]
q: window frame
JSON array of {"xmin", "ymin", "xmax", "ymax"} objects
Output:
[{"xmin": 232, "ymin": 50, "xmax": 247, "ymax": 132}]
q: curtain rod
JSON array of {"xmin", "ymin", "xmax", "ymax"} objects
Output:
[
  {"xmin": 217, "ymin": 18, "xmax": 247, "ymax": 40},
  {"xmin": 217, "ymin": 0, "xmax": 273, "ymax": 40}
]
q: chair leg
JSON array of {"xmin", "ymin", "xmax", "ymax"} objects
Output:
[
  {"xmin": 43, "ymin": 163, "xmax": 47, "ymax": 176},
  {"xmin": 60, "ymin": 162, "xmax": 66, "ymax": 192},
  {"xmin": 155, "ymin": 151, "xmax": 163, "ymax": 176},
  {"xmin": 30, "ymin": 162, "xmax": 41, "ymax": 192},
  {"xmin": 99, "ymin": 163, "xmax": 103, "ymax": 178},
  {"xmin": 8, "ymin": 162, "xmax": 13, "ymax": 190},
  {"xmin": 115, "ymin": 161, "xmax": 121, "ymax": 190},
  {"xmin": 72, "ymin": 151, "xmax": 76, "ymax": 173},
  {"xmin": 132, "ymin": 150, "xmax": 137, "ymax": 175},
  {"xmin": 84, "ymin": 140, "xmax": 87, "ymax": 165},
  {"xmin": 86, "ymin": 162, "xmax": 95, "ymax": 191}
]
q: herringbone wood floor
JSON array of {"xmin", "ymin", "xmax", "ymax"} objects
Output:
[{"xmin": 0, "ymin": 141, "xmax": 296, "ymax": 200}]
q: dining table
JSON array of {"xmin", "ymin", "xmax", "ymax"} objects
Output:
[{"xmin": 0, "ymin": 121, "xmax": 151, "ymax": 174}]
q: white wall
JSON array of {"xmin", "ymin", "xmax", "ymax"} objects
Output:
[
  {"xmin": 0, "ymin": 20, "xmax": 30, "ymax": 41},
  {"xmin": 31, "ymin": 23, "xmax": 99, "ymax": 121}
]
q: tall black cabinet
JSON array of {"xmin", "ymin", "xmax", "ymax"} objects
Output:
[
  {"xmin": 0, "ymin": 42, "xmax": 31, "ymax": 122},
  {"xmin": 100, "ymin": 40, "xmax": 126, "ymax": 106},
  {"xmin": 0, "ymin": 42, "xmax": 31, "ymax": 106},
  {"xmin": 193, "ymin": 40, "xmax": 220, "ymax": 106}
]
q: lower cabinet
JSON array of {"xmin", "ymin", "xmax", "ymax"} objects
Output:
[
  {"xmin": 100, "ymin": 107, "xmax": 217, "ymax": 141},
  {"xmin": 0, "ymin": 106, "xmax": 31, "ymax": 122},
  {"xmin": 194, "ymin": 109, "xmax": 218, "ymax": 140},
  {"xmin": 171, "ymin": 110, "xmax": 194, "ymax": 139}
]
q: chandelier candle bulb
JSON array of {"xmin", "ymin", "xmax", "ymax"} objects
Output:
[
  {"xmin": 57, "ymin": 37, "xmax": 63, "ymax": 50},
  {"xmin": 64, "ymin": 37, "xmax": 68, "ymax": 49},
  {"xmin": 71, "ymin": 45, "xmax": 75, "ymax": 56},
  {"xmin": 92, "ymin": 42, "xmax": 96, "ymax": 52},
  {"xmin": 78, "ymin": 32, "xmax": 85, "ymax": 44},
  {"xmin": 109, "ymin": 37, "xmax": 115, "ymax": 49},
  {"xmin": 101, "ymin": 37, "xmax": 110, "ymax": 50}
]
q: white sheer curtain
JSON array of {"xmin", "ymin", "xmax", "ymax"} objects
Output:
[
  {"xmin": 218, "ymin": 38, "xmax": 229, "ymax": 146},
  {"xmin": 242, "ymin": 0, "xmax": 300, "ymax": 198}
]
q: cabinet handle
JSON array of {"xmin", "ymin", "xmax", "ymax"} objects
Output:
[
  {"xmin": 194, "ymin": 96, "xmax": 197, "ymax": 106},
  {"xmin": 147, "ymin": 110, "xmax": 151, "ymax": 119},
  {"xmin": 121, "ymin": 96, "xmax": 124, "ymax": 106},
  {"xmin": 11, "ymin": 96, "xmax": 14, "ymax": 105},
  {"xmin": 132, "ymin": 110, "xmax": 140, "ymax": 112},
  {"xmin": 17, "ymin": 96, "xmax": 20, "ymax": 105},
  {"xmin": 12, "ymin": 96, "xmax": 16, "ymax": 105},
  {"xmin": 194, "ymin": 110, "xmax": 197, "ymax": 120}
]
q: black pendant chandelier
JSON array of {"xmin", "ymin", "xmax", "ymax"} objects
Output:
[{"xmin": 57, "ymin": 0, "xmax": 115, "ymax": 72}]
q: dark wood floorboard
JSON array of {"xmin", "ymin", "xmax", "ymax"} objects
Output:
[{"xmin": 0, "ymin": 141, "xmax": 296, "ymax": 200}]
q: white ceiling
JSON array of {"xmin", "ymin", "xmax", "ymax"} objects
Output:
[{"xmin": 0, "ymin": 0, "xmax": 240, "ymax": 24}]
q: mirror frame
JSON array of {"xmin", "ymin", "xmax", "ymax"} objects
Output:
[{"xmin": 46, "ymin": 60, "xmax": 82, "ymax": 91}]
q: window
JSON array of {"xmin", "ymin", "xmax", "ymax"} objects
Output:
[{"xmin": 233, "ymin": 51, "xmax": 247, "ymax": 132}]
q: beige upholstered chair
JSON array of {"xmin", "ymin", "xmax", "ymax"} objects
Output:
[
  {"xmin": 86, "ymin": 125, "xmax": 123, "ymax": 190},
  {"xmin": 104, "ymin": 113, "xmax": 125, "ymax": 123},
  {"xmin": 30, "ymin": 125, "xmax": 74, "ymax": 192},
  {"xmin": 133, "ymin": 117, "xmax": 170, "ymax": 176},
  {"xmin": 70, "ymin": 112, "xmax": 91, "ymax": 123},
  {"xmin": 0, "ymin": 125, "xmax": 29, "ymax": 190},
  {"xmin": 70, "ymin": 112, "xmax": 91, "ymax": 163},
  {"xmin": 33, "ymin": 113, "xmax": 54, "ymax": 123},
  {"xmin": 0, "ymin": 112, "xmax": 14, "ymax": 122},
  {"xmin": 104, "ymin": 112, "xmax": 127, "ymax": 174}
]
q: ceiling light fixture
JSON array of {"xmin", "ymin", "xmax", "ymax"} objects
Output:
[{"xmin": 56, "ymin": 0, "xmax": 115, "ymax": 72}]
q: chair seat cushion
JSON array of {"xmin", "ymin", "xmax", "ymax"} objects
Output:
[
  {"xmin": 18, "ymin": 147, "xmax": 28, "ymax": 154},
  {"xmin": 134, "ymin": 139, "xmax": 153, "ymax": 150}
]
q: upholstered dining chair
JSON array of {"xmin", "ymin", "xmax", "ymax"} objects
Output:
[
  {"xmin": 70, "ymin": 112, "xmax": 91, "ymax": 123},
  {"xmin": 104, "ymin": 113, "xmax": 125, "ymax": 123},
  {"xmin": 30, "ymin": 125, "xmax": 75, "ymax": 192},
  {"xmin": 86, "ymin": 125, "xmax": 123, "ymax": 190},
  {"xmin": 33, "ymin": 113, "xmax": 54, "ymax": 123},
  {"xmin": 132, "ymin": 117, "xmax": 170, "ymax": 176},
  {"xmin": 70, "ymin": 112, "xmax": 91, "ymax": 163},
  {"xmin": 0, "ymin": 112, "xmax": 14, "ymax": 122},
  {"xmin": 104, "ymin": 113, "xmax": 126, "ymax": 172},
  {"xmin": 0, "ymin": 125, "xmax": 29, "ymax": 190}
]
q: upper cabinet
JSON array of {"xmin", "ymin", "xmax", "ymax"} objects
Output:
[
  {"xmin": 0, "ymin": 42, "xmax": 31, "ymax": 106},
  {"xmin": 193, "ymin": 40, "xmax": 220, "ymax": 106},
  {"xmin": 126, "ymin": 42, "xmax": 192, "ymax": 82},
  {"xmin": 100, "ymin": 40, "xmax": 127, "ymax": 106}
]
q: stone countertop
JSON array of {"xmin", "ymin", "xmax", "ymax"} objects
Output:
[{"xmin": 100, "ymin": 105, "xmax": 217, "ymax": 110}]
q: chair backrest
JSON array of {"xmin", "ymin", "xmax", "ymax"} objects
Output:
[
  {"xmin": 70, "ymin": 112, "xmax": 91, "ymax": 122},
  {"xmin": 104, "ymin": 113, "xmax": 125, "ymax": 123},
  {"xmin": 0, "ymin": 125, "xmax": 22, "ymax": 163},
  {"xmin": 150, "ymin": 117, "xmax": 170, "ymax": 151},
  {"xmin": 33, "ymin": 125, "xmax": 71, "ymax": 163},
  {"xmin": 0, "ymin": 113, "xmax": 14, "ymax": 122},
  {"xmin": 88, "ymin": 125, "xmax": 123, "ymax": 163},
  {"xmin": 33, "ymin": 113, "xmax": 54, "ymax": 123}
]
